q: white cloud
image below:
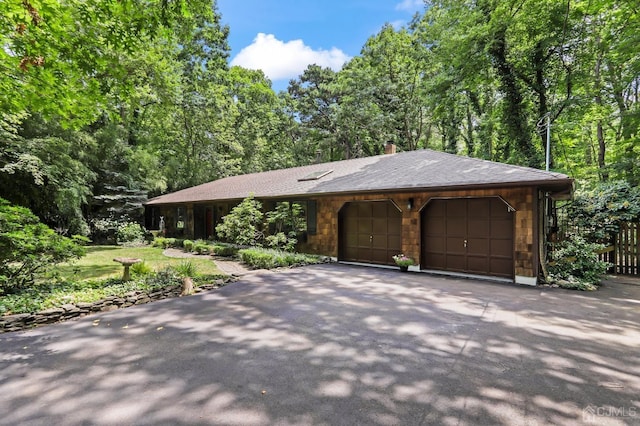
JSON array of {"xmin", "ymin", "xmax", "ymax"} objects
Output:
[
  {"xmin": 395, "ymin": 0, "xmax": 424, "ymax": 12},
  {"xmin": 390, "ymin": 19, "xmax": 407, "ymax": 30},
  {"xmin": 230, "ymin": 33, "xmax": 351, "ymax": 81}
]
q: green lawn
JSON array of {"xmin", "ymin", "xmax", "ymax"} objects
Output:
[{"xmin": 56, "ymin": 245, "xmax": 222, "ymax": 281}]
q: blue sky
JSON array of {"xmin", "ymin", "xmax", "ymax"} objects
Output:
[{"xmin": 217, "ymin": 0, "xmax": 425, "ymax": 91}]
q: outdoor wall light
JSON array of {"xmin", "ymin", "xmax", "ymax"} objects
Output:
[{"xmin": 407, "ymin": 198, "xmax": 414, "ymax": 210}]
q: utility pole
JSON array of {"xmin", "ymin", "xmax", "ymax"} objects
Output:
[
  {"xmin": 545, "ymin": 114, "xmax": 551, "ymax": 171},
  {"xmin": 537, "ymin": 113, "xmax": 552, "ymax": 171}
]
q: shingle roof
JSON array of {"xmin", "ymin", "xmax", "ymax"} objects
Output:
[{"xmin": 146, "ymin": 149, "xmax": 572, "ymax": 205}]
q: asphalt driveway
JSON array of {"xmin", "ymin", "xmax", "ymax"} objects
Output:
[{"xmin": 1, "ymin": 264, "xmax": 639, "ymax": 425}]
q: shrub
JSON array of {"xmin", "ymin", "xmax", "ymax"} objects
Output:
[
  {"xmin": 131, "ymin": 261, "xmax": 153, "ymax": 277},
  {"xmin": 567, "ymin": 181, "xmax": 640, "ymax": 243},
  {"xmin": 193, "ymin": 242, "xmax": 211, "ymax": 255},
  {"xmin": 90, "ymin": 218, "xmax": 119, "ymax": 244},
  {"xmin": 265, "ymin": 202, "xmax": 307, "ymax": 251},
  {"xmin": 158, "ymin": 238, "xmax": 182, "ymax": 249},
  {"xmin": 145, "ymin": 267, "xmax": 181, "ymax": 288},
  {"xmin": 548, "ymin": 234, "xmax": 610, "ymax": 290},
  {"xmin": 0, "ymin": 198, "xmax": 85, "ymax": 294},
  {"xmin": 151, "ymin": 237, "xmax": 166, "ymax": 248},
  {"xmin": 116, "ymin": 222, "xmax": 146, "ymax": 245},
  {"xmin": 239, "ymin": 249, "xmax": 277, "ymax": 269},
  {"xmin": 72, "ymin": 235, "xmax": 92, "ymax": 246},
  {"xmin": 212, "ymin": 243, "xmax": 239, "ymax": 257},
  {"xmin": 265, "ymin": 232, "xmax": 297, "ymax": 252},
  {"xmin": 182, "ymin": 239, "xmax": 194, "ymax": 252},
  {"xmin": 215, "ymin": 194, "xmax": 264, "ymax": 246},
  {"xmin": 238, "ymin": 248, "xmax": 325, "ymax": 270},
  {"xmin": 192, "ymin": 274, "xmax": 228, "ymax": 286}
]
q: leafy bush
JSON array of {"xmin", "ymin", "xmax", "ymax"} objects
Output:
[
  {"xmin": 182, "ymin": 239, "xmax": 194, "ymax": 252},
  {"xmin": 154, "ymin": 238, "xmax": 182, "ymax": 249},
  {"xmin": 239, "ymin": 249, "xmax": 278, "ymax": 269},
  {"xmin": 131, "ymin": 261, "xmax": 153, "ymax": 277},
  {"xmin": 192, "ymin": 274, "xmax": 228, "ymax": 286},
  {"xmin": 143, "ymin": 267, "xmax": 181, "ymax": 288},
  {"xmin": 265, "ymin": 202, "xmax": 307, "ymax": 251},
  {"xmin": 548, "ymin": 234, "xmax": 610, "ymax": 290},
  {"xmin": 567, "ymin": 181, "xmax": 640, "ymax": 242},
  {"xmin": 193, "ymin": 242, "xmax": 211, "ymax": 255},
  {"xmin": 265, "ymin": 232, "xmax": 297, "ymax": 252},
  {"xmin": 212, "ymin": 243, "xmax": 239, "ymax": 257},
  {"xmin": 215, "ymin": 194, "xmax": 264, "ymax": 246},
  {"xmin": 116, "ymin": 222, "xmax": 146, "ymax": 245},
  {"xmin": 90, "ymin": 218, "xmax": 119, "ymax": 244},
  {"xmin": 151, "ymin": 237, "xmax": 166, "ymax": 248},
  {"xmin": 72, "ymin": 235, "xmax": 92, "ymax": 245},
  {"xmin": 0, "ymin": 198, "xmax": 85, "ymax": 294},
  {"xmin": 238, "ymin": 248, "xmax": 325, "ymax": 269}
]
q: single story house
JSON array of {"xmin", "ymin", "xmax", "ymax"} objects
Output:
[{"xmin": 145, "ymin": 146, "xmax": 573, "ymax": 285}]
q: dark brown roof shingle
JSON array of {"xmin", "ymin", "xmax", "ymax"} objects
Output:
[{"xmin": 146, "ymin": 149, "xmax": 572, "ymax": 205}]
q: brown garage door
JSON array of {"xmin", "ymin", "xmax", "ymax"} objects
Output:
[
  {"xmin": 421, "ymin": 198, "xmax": 514, "ymax": 278},
  {"xmin": 339, "ymin": 201, "xmax": 402, "ymax": 266}
]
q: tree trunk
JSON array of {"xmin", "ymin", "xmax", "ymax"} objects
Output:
[
  {"xmin": 597, "ymin": 120, "xmax": 608, "ymax": 181},
  {"xmin": 488, "ymin": 28, "xmax": 539, "ymax": 167},
  {"xmin": 593, "ymin": 38, "xmax": 608, "ymax": 181}
]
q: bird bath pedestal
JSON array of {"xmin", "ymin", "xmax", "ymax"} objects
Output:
[{"xmin": 113, "ymin": 257, "xmax": 142, "ymax": 281}]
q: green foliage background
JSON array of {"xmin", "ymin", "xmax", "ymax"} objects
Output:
[
  {"xmin": 0, "ymin": 198, "xmax": 84, "ymax": 294},
  {"xmin": 0, "ymin": 0, "xmax": 638, "ymax": 244}
]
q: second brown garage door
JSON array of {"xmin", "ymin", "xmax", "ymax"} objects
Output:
[
  {"xmin": 421, "ymin": 197, "xmax": 514, "ymax": 278},
  {"xmin": 339, "ymin": 201, "xmax": 402, "ymax": 266}
]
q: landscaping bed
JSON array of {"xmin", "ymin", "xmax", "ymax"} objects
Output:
[{"xmin": 0, "ymin": 276, "xmax": 235, "ymax": 333}]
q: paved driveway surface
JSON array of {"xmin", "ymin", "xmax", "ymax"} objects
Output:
[{"xmin": 1, "ymin": 264, "xmax": 639, "ymax": 425}]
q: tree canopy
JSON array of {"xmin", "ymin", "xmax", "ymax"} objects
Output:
[{"xmin": 1, "ymin": 0, "xmax": 638, "ymax": 237}]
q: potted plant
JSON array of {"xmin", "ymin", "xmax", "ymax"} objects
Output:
[{"xmin": 392, "ymin": 254, "xmax": 414, "ymax": 272}]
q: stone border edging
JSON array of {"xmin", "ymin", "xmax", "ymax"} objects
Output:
[{"xmin": 0, "ymin": 277, "xmax": 236, "ymax": 333}]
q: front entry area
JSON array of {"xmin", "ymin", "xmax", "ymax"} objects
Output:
[
  {"xmin": 421, "ymin": 197, "xmax": 514, "ymax": 279},
  {"xmin": 339, "ymin": 200, "xmax": 402, "ymax": 266}
]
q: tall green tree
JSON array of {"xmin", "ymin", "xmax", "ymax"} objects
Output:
[
  {"xmin": 287, "ymin": 65, "xmax": 346, "ymax": 161},
  {"xmin": 342, "ymin": 25, "xmax": 430, "ymax": 152},
  {"xmin": 0, "ymin": 1, "xmax": 231, "ymax": 232}
]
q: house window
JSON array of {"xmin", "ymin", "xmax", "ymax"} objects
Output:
[
  {"xmin": 306, "ymin": 200, "xmax": 317, "ymax": 235},
  {"xmin": 176, "ymin": 207, "xmax": 185, "ymax": 230},
  {"xmin": 266, "ymin": 200, "xmax": 317, "ymax": 236}
]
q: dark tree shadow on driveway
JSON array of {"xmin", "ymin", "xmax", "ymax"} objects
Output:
[{"xmin": 1, "ymin": 264, "xmax": 639, "ymax": 425}]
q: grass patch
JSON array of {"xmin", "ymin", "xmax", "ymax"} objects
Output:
[{"xmin": 55, "ymin": 245, "xmax": 221, "ymax": 281}]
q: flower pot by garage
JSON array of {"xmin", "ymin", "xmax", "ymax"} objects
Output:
[{"xmin": 399, "ymin": 265, "xmax": 409, "ymax": 272}]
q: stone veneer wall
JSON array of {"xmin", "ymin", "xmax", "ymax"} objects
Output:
[
  {"xmin": 300, "ymin": 187, "xmax": 537, "ymax": 279},
  {"xmin": 0, "ymin": 279, "xmax": 232, "ymax": 333}
]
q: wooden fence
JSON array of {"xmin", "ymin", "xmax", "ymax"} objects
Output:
[
  {"xmin": 610, "ymin": 222, "xmax": 639, "ymax": 275},
  {"xmin": 556, "ymin": 205, "xmax": 639, "ymax": 275},
  {"xmin": 595, "ymin": 223, "xmax": 639, "ymax": 275}
]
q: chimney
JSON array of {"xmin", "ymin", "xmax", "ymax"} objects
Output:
[
  {"xmin": 384, "ymin": 143, "xmax": 397, "ymax": 155},
  {"xmin": 315, "ymin": 149, "xmax": 322, "ymax": 164}
]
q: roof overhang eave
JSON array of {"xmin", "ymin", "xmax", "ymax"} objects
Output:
[{"xmin": 143, "ymin": 178, "xmax": 574, "ymax": 206}]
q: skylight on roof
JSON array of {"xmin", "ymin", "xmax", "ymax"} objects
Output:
[{"xmin": 298, "ymin": 170, "xmax": 333, "ymax": 182}]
